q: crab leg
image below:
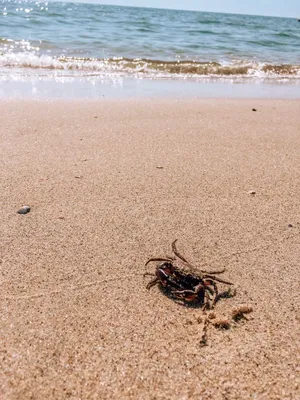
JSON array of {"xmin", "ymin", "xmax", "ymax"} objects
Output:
[
  {"xmin": 146, "ymin": 278, "xmax": 159, "ymax": 290},
  {"xmin": 208, "ymin": 280, "xmax": 219, "ymax": 306},
  {"xmin": 170, "ymin": 288, "xmax": 198, "ymax": 302},
  {"xmin": 203, "ymin": 290, "xmax": 212, "ymax": 309},
  {"xmin": 203, "ymin": 275, "xmax": 233, "ymax": 285},
  {"xmin": 171, "ymin": 288, "xmax": 196, "ymax": 296},
  {"xmin": 200, "ymin": 268, "xmax": 226, "ymax": 275},
  {"xmin": 145, "ymin": 257, "xmax": 172, "ymax": 266},
  {"xmin": 172, "ymin": 239, "xmax": 189, "ymax": 263},
  {"xmin": 171, "ymin": 281, "xmax": 204, "ymax": 302}
]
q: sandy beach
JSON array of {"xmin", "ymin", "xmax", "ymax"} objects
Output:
[{"xmin": 1, "ymin": 98, "xmax": 299, "ymax": 399}]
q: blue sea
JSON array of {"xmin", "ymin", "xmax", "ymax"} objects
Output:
[{"xmin": 1, "ymin": 0, "xmax": 300, "ymax": 97}]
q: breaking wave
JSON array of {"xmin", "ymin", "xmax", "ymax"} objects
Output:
[{"xmin": 1, "ymin": 53, "xmax": 300, "ymax": 80}]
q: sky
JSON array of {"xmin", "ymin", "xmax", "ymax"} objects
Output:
[{"xmin": 63, "ymin": 0, "xmax": 299, "ymax": 18}]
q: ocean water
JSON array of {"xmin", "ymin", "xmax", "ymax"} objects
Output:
[{"xmin": 1, "ymin": 0, "xmax": 300, "ymax": 90}]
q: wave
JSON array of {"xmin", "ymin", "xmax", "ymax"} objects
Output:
[
  {"xmin": 0, "ymin": 53, "xmax": 300, "ymax": 80},
  {"xmin": 274, "ymin": 32, "xmax": 300, "ymax": 39}
]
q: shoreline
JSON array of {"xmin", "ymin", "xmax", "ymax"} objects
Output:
[
  {"xmin": 1, "ymin": 76, "xmax": 300, "ymax": 99},
  {"xmin": 1, "ymin": 98, "xmax": 300, "ymax": 399}
]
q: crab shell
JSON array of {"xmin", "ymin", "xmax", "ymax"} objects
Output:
[{"xmin": 155, "ymin": 261, "xmax": 212, "ymax": 304}]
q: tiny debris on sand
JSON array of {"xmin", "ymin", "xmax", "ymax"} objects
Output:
[
  {"xmin": 232, "ymin": 305, "xmax": 253, "ymax": 321},
  {"xmin": 212, "ymin": 318, "xmax": 231, "ymax": 330}
]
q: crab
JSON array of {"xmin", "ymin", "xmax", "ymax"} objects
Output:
[{"xmin": 145, "ymin": 240, "xmax": 233, "ymax": 308}]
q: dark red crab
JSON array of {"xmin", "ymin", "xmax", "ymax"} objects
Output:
[{"xmin": 145, "ymin": 240, "xmax": 233, "ymax": 308}]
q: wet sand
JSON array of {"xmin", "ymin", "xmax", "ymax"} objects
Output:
[
  {"xmin": 1, "ymin": 77, "xmax": 300, "ymax": 100},
  {"xmin": 1, "ymin": 99, "xmax": 299, "ymax": 399}
]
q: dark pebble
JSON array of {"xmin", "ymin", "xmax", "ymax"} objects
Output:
[
  {"xmin": 288, "ymin": 224, "xmax": 293, "ymax": 228},
  {"xmin": 17, "ymin": 206, "xmax": 31, "ymax": 215},
  {"xmin": 252, "ymin": 108, "xmax": 257, "ymax": 112}
]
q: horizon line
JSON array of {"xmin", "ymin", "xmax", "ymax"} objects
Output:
[{"xmin": 48, "ymin": 0, "xmax": 298, "ymax": 19}]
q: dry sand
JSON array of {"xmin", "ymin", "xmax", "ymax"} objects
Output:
[{"xmin": 0, "ymin": 98, "xmax": 299, "ymax": 399}]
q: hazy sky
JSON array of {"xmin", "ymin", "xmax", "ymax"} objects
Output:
[{"xmin": 66, "ymin": 0, "xmax": 300, "ymax": 18}]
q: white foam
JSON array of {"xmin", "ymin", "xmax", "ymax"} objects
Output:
[{"xmin": 0, "ymin": 52, "xmax": 299, "ymax": 82}]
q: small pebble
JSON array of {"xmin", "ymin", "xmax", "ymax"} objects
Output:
[
  {"xmin": 17, "ymin": 205, "xmax": 31, "ymax": 215},
  {"xmin": 156, "ymin": 166, "xmax": 164, "ymax": 169},
  {"xmin": 288, "ymin": 224, "xmax": 293, "ymax": 228},
  {"xmin": 75, "ymin": 175, "xmax": 83, "ymax": 179},
  {"xmin": 248, "ymin": 190, "xmax": 256, "ymax": 195},
  {"xmin": 252, "ymin": 108, "xmax": 257, "ymax": 112}
]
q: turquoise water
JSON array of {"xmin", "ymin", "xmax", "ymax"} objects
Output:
[{"xmin": 1, "ymin": 0, "xmax": 300, "ymax": 82}]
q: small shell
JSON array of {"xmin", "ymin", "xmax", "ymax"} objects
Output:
[{"xmin": 17, "ymin": 205, "xmax": 31, "ymax": 215}]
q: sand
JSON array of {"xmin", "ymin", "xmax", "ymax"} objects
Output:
[{"xmin": 0, "ymin": 98, "xmax": 299, "ymax": 399}]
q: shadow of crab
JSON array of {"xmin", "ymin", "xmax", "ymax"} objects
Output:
[{"xmin": 215, "ymin": 287, "xmax": 237, "ymax": 302}]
